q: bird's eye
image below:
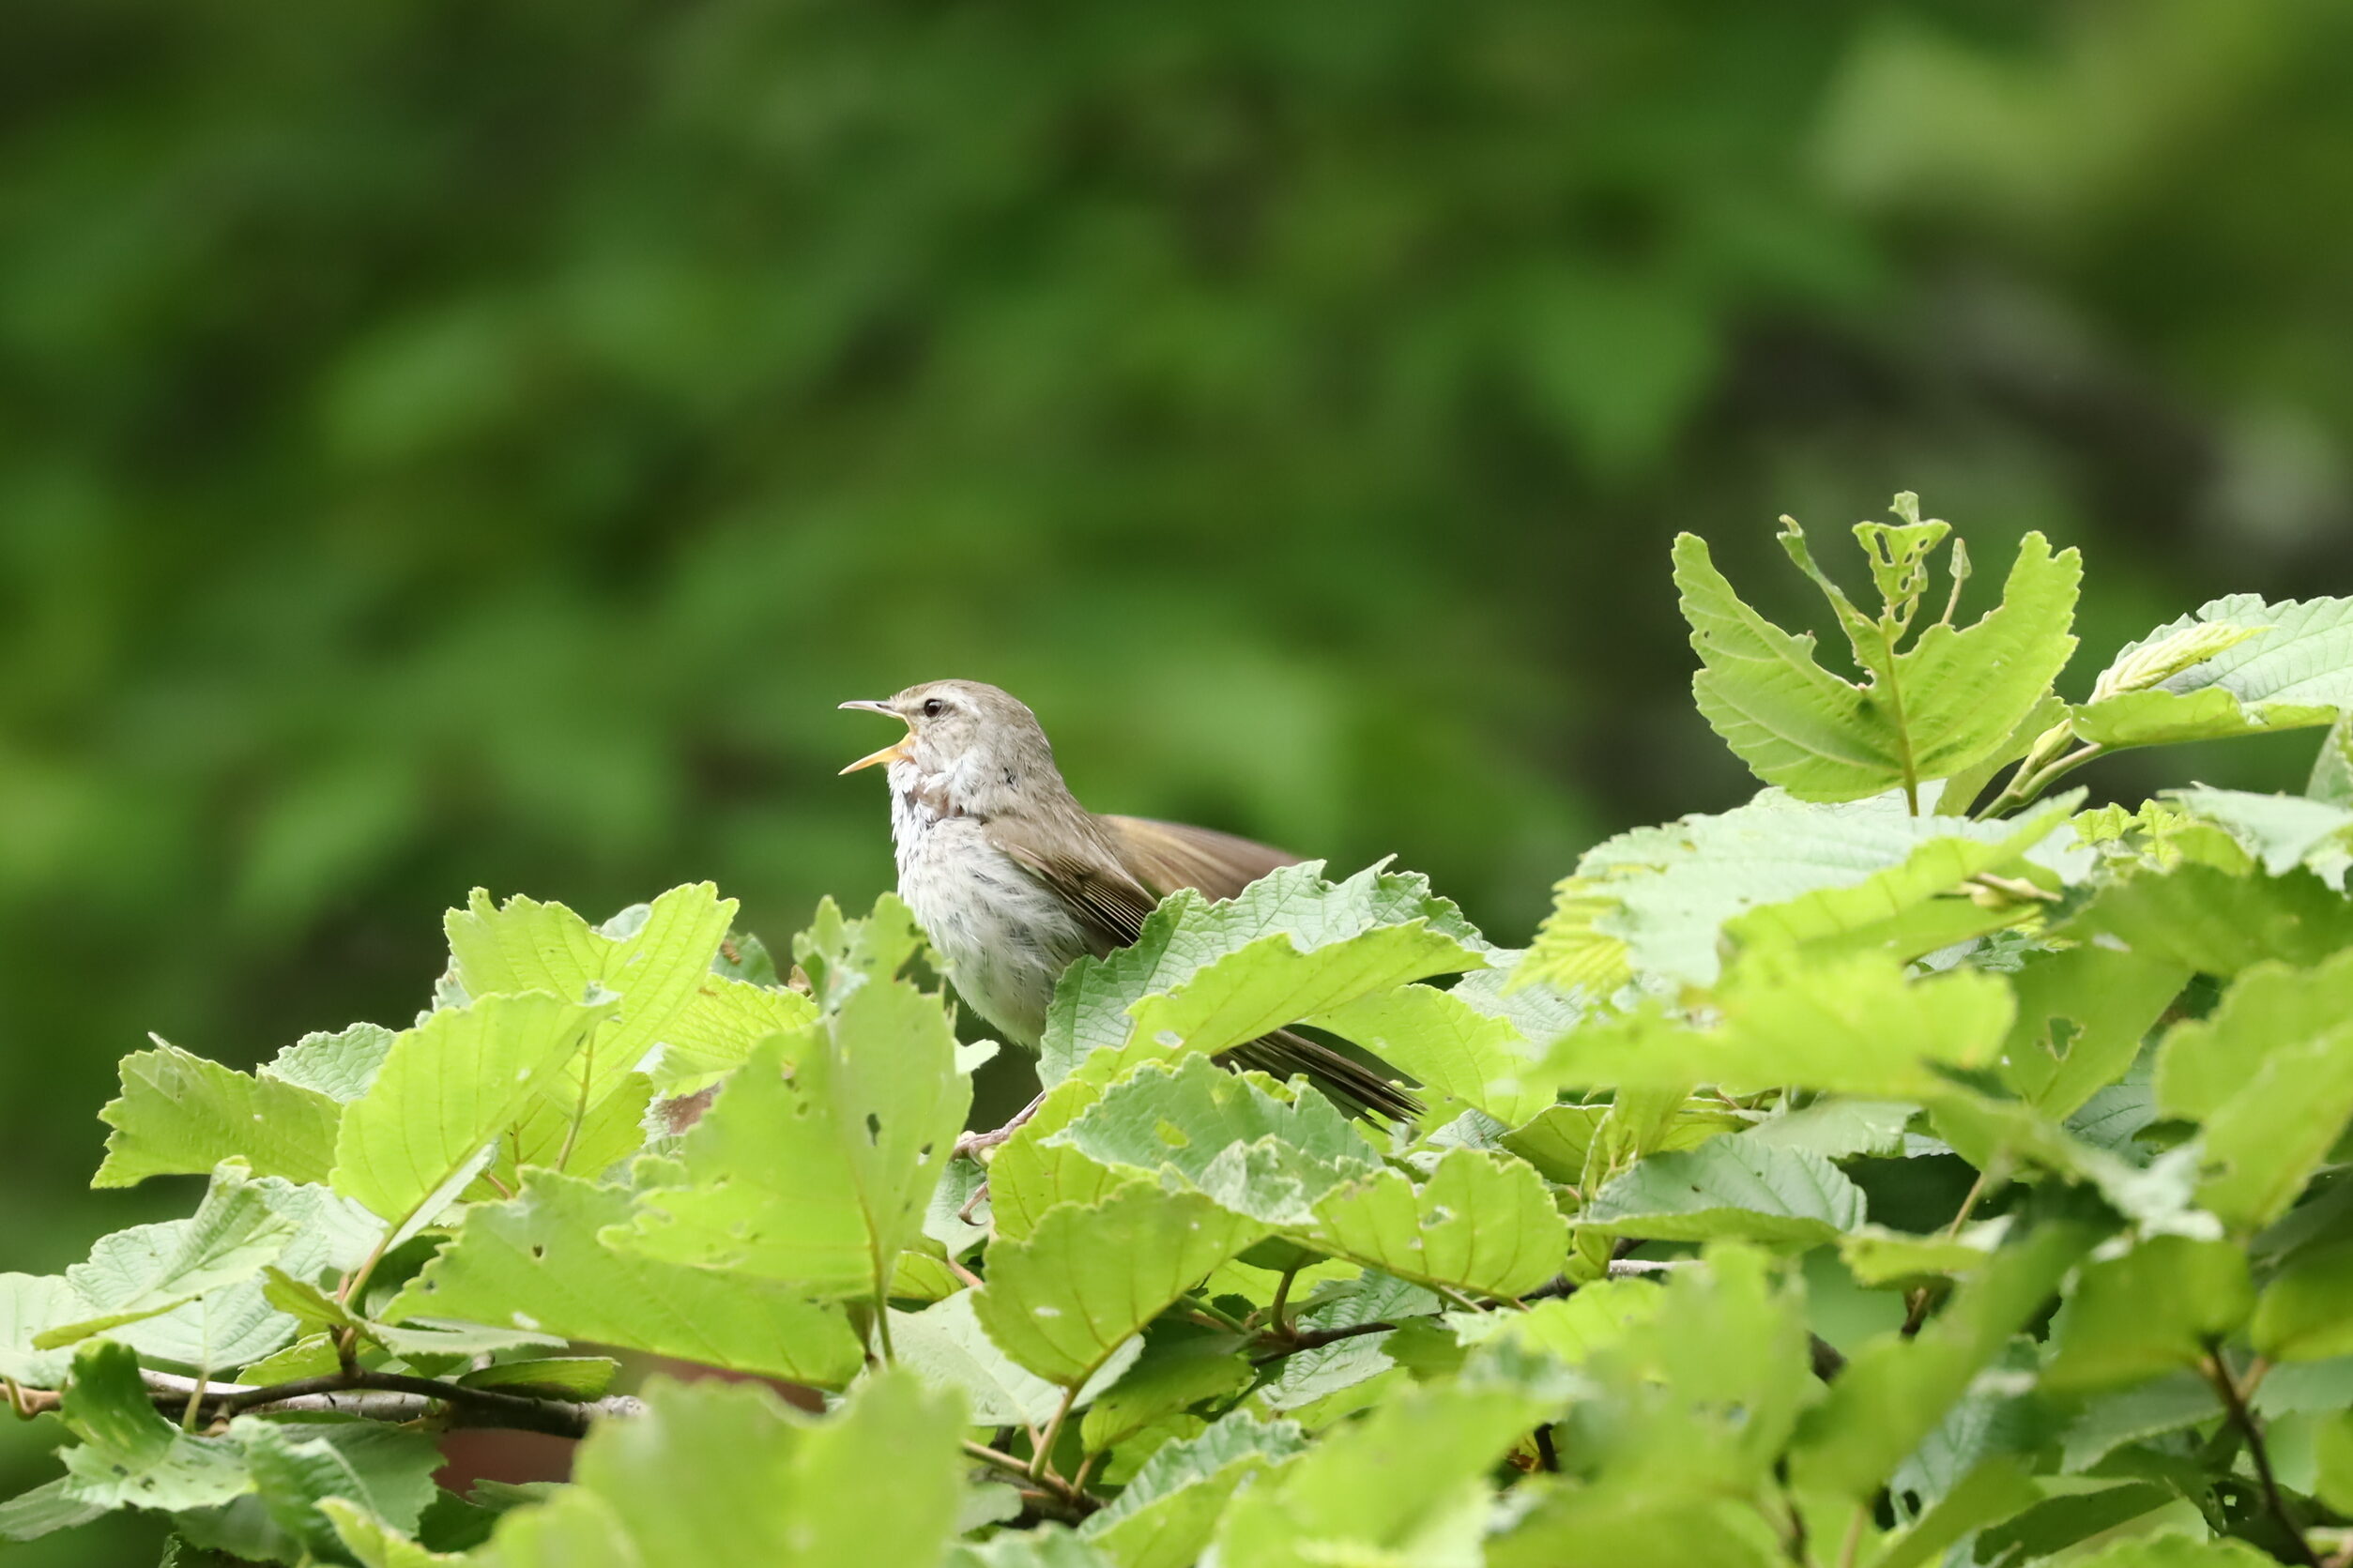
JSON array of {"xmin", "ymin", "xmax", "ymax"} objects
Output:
[{"xmin": 921, "ymin": 697, "xmax": 945, "ymax": 718}]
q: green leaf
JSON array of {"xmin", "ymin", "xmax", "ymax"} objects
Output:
[
  {"xmin": 1209, "ymin": 1378, "xmax": 1553, "ymax": 1568},
  {"xmin": 2082, "ymin": 863, "xmax": 2353, "ymax": 976},
  {"xmin": 2157, "ymin": 951, "xmax": 2353, "ymax": 1120},
  {"xmin": 1048, "ymin": 1054, "xmax": 1380, "ymax": 1225},
  {"xmin": 1739, "ymin": 1099, "xmax": 1915, "ymax": 1161},
  {"xmin": 1999, "ymin": 944, "xmax": 2188, "ymax": 1120},
  {"xmin": 1837, "ymin": 1225, "xmax": 1996, "ymax": 1286},
  {"xmin": 232, "ymin": 1415, "xmax": 442, "ymax": 1560},
  {"xmin": 330, "ymin": 991, "xmax": 614, "ymax": 1228},
  {"xmin": 972, "ymin": 1186, "xmax": 1267, "ymax": 1387},
  {"xmin": 2061, "ymin": 1539, "xmax": 2282, "ymax": 1567},
  {"xmin": 890, "ymin": 1289, "xmax": 1139, "ymax": 1426},
  {"xmin": 55, "ymin": 1342, "xmax": 251, "ymax": 1511},
  {"xmin": 639, "ymin": 975, "xmax": 817, "ymax": 1095},
  {"xmin": 387, "ymin": 1169, "xmax": 863, "ymax": 1387},
  {"xmin": 1723, "ymin": 798, "xmax": 2077, "ymax": 962},
  {"xmin": 263, "ymin": 1024, "xmax": 396, "ymax": 1103},
  {"xmin": 482, "ymin": 1370, "xmax": 965, "ymax": 1568},
  {"xmin": 454, "ymin": 1356, "xmax": 619, "ymax": 1398},
  {"xmin": 1079, "ymin": 1415, "xmax": 1307, "ymax": 1568},
  {"xmin": 2044, "ymin": 1237, "xmax": 2252, "ymax": 1393},
  {"xmin": 1675, "ymin": 510, "xmax": 2079, "ymax": 803},
  {"xmin": 39, "ymin": 1173, "xmax": 301, "ymax": 1347},
  {"xmin": 1526, "ymin": 789, "xmax": 2073, "ymax": 992},
  {"xmin": 1792, "ymin": 1222, "xmax": 2095, "ymax": 1497},
  {"xmin": 622, "ymin": 1015, "xmax": 967, "ymax": 1300},
  {"xmin": 1307, "ymin": 978, "xmax": 1553, "ymax": 1127},
  {"xmin": 2153, "ymin": 951, "xmax": 2353, "ymax": 1229},
  {"xmin": 447, "ymin": 883, "xmax": 739, "ymax": 1169},
  {"xmin": 2170, "ymin": 785, "xmax": 2353, "ymax": 883},
  {"xmin": 987, "ymin": 1078, "xmax": 1140, "ymax": 1241},
  {"xmin": 1446, "ymin": 1276, "xmax": 1665, "ymax": 1365},
  {"xmin": 1037, "ymin": 861, "xmax": 1486, "ymax": 1086},
  {"xmin": 321, "ymin": 1499, "xmax": 469, "ymax": 1568},
  {"xmin": 1581, "ymin": 1139, "xmax": 1865, "ymax": 1246},
  {"xmin": 0, "ymin": 1479, "xmax": 107, "ymax": 1544},
  {"xmin": 2071, "ymin": 593, "xmax": 2353, "ymax": 749},
  {"xmin": 1077, "ymin": 1332, "xmax": 1254, "ymax": 1454},
  {"xmin": 2252, "ymin": 1239, "xmax": 2353, "ymax": 1362},
  {"xmin": 1542, "ymin": 948, "xmax": 2011, "ymax": 1100},
  {"xmin": 1876, "ymin": 1459, "xmax": 2044, "ymax": 1568},
  {"xmin": 1307, "ymin": 1149, "xmax": 1566, "ymax": 1300},
  {"xmin": 0, "ymin": 1273, "xmax": 82, "ymax": 1385},
  {"xmin": 94, "ymin": 1043, "xmax": 344, "ymax": 1190}
]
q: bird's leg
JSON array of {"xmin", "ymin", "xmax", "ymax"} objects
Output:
[
  {"xmin": 951, "ymin": 1089, "xmax": 1047, "ymax": 1165},
  {"xmin": 951, "ymin": 1089, "xmax": 1050, "ymax": 1226}
]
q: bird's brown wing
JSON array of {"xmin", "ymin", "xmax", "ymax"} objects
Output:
[
  {"xmin": 982, "ymin": 815, "xmax": 1161, "ymax": 953},
  {"xmin": 1103, "ymin": 814, "xmax": 1300, "ymax": 903}
]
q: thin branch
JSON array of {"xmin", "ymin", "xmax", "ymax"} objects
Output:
[
  {"xmin": 2203, "ymin": 1350, "xmax": 2318, "ymax": 1567},
  {"xmin": 962, "ymin": 1439, "xmax": 1092, "ymax": 1517},
  {"xmin": 145, "ymin": 1369, "xmax": 639, "ymax": 1440}
]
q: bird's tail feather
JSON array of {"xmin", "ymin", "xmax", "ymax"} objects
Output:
[{"xmin": 1225, "ymin": 1028, "xmax": 1421, "ymax": 1123}]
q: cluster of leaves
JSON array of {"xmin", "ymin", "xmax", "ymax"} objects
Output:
[{"xmin": 12, "ymin": 499, "xmax": 2353, "ymax": 1565}]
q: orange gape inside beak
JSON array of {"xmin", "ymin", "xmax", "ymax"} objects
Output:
[{"xmin": 840, "ymin": 734, "xmax": 913, "ymax": 775}]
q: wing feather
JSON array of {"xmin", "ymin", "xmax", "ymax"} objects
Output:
[{"xmin": 1103, "ymin": 814, "xmax": 1299, "ymax": 902}]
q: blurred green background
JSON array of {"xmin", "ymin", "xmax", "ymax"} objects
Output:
[{"xmin": 5, "ymin": 0, "xmax": 2353, "ymax": 1554}]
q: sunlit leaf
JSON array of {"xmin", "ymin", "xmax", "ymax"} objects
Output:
[
  {"xmin": 1307, "ymin": 1149, "xmax": 1566, "ymax": 1300},
  {"xmin": 1037, "ymin": 862, "xmax": 1485, "ymax": 1086},
  {"xmin": 330, "ymin": 992, "xmax": 614, "ymax": 1229},
  {"xmin": 54, "ymin": 1343, "xmax": 250, "ymax": 1512},
  {"xmin": 972, "ymin": 1186, "xmax": 1267, "ymax": 1388},
  {"xmin": 1078, "ymin": 1415, "xmax": 1306, "ymax": 1568},
  {"xmin": 94, "ymin": 1044, "xmax": 344, "ymax": 1191}
]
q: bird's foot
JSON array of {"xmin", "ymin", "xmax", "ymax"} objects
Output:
[
  {"xmin": 950, "ymin": 1123, "xmax": 1020, "ymax": 1165},
  {"xmin": 956, "ymin": 1180, "xmax": 993, "ymax": 1226}
]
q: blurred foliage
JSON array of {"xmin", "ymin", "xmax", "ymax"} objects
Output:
[{"xmin": 2, "ymin": 8, "xmax": 2351, "ymax": 1546}]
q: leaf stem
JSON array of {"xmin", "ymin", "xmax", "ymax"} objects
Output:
[
  {"xmin": 2202, "ymin": 1349, "xmax": 2317, "ymax": 1566},
  {"xmin": 963, "ymin": 1439, "xmax": 1092, "ymax": 1516},
  {"xmin": 1266, "ymin": 1264, "xmax": 1299, "ymax": 1334},
  {"xmin": 1031, "ymin": 1383, "xmax": 1078, "ymax": 1483}
]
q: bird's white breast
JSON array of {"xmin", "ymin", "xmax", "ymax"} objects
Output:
[{"xmin": 887, "ymin": 763, "xmax": 1092, "ymax": 1049}]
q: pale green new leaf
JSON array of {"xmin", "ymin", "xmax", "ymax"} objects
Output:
[
  {"xmin": 386, "ymin": 1169, "xmax": 863, "ymax": 1388},
  {"xmin": 1037, "ymin": 861, "xmax": 1486, "ymax": 1085},
  {"xmin": 2157, "ymin": 951, "xmax": 2353, "ymax": 1120},
  {"xmin": 322, "ymin": 1500, "xmax": 469, "ymax": 1568},
  {"xmin": 972, "ymin": 1186, "xmax": 1267, "ymax": 1387},
  {"xmin": 1542, "ymin": 948, "xmax": 2010, "ymax": 1100},
  {"xmin": 1446, "ymin": 1277, "xmax": 1665, "ymax": 1365},
  {"xmin": 55, "ymin": 1342, "xmax": 251, "ymax": 1511},
  {"xmin": 1581, "ymin": 1140, "xmax": 1865, "ymax": 1247},
  {"xmin": 1306, "ymin": 1149, "xmax": 1566, "ymax": 1300},
  {"xmin": 1079, "ymin": 1415, "xmax": 1306, "ymax": 1568},
  {"xmin": 330, "ymin": 991, "xmax": 613, "ymax": 1228},
  {"xmin": 2071, "ymin": 593, "xmax": 2353, "ymax": 749},
  {"xmin": 639, "ymin": 975, "xmax": 817, "ymax": 1094},
  {"xmin": 482, "ymin": 1371, "xmax": 964, "ymax": 1568},
  {"xmin": 456, "ymin": 1356, "xmax": 619, "ymax": 1398},
  {"xmin": 2064, "ymin": 1541, "xmax": 2279, "ymax": 1568},
  {"xmin": 94, "ymin": 1043, "xmax": 344, "ymax": 1190},
  {"xmin": 1048, "ymin": 1055, "xmax": 1379, "ymax": 1225},
  {"xmin": 1525, "ymin": 788, "xmax": 2072, "ymax": 992},
  {"xmin": 1675, "ymin": 513, "xmax": 2079, "ymax": 802}
]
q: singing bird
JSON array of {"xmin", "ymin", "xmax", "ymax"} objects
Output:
[{"xmin": 840, "ymin": 679, "xmax": 1417, "ymax": 1149}]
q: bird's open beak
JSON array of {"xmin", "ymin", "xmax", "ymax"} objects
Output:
[{"xmin": 837, "ymin": 700, "xmax": 913, "ymax": 774}]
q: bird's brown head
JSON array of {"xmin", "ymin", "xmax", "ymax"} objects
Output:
[{"xmin": 838, "ymin": 680, "xmax": 1063, "ymax": 813}]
